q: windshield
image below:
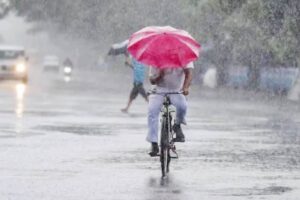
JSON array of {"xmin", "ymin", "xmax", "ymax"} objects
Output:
[{"xmin": 0, "ymin": 50, "xmax": 25, "ymax": 59}]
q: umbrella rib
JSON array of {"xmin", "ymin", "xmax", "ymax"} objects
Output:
[
  {"xmin": 135, "ymin": 34, "xmax": 165, "ymax": 60},
  {"xmin": 128, "ymin": 32, "xmax": 157, "ymax": 47},
  {"xmin": 176, "ymin": 37, "xmax": 200, "ymax": 57}
]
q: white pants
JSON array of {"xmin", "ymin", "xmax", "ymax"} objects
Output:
[{"xmin": 147, "ymin": 94, "xmax": 187, "ymax": 143}]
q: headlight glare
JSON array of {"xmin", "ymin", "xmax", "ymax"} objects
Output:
[
  {"xmin": 16, "ymin": 63, "xmax": 26, "ymax": 73},
  {"xmin": 64, "ymin": 67, "xmax": 72, "ymax": 73}
]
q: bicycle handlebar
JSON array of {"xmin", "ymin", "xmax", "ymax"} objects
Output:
[{"xmin": 147, "ymin": 90, "xmax": 183, "ymax": 95}]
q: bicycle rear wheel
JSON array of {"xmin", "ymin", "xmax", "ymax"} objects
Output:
[{"xmin": 160, "ymin": 116, "xmax": 170, "ymax": 178}]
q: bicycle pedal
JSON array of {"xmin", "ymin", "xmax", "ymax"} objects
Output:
[
  {"xmin": 149, "ymin": 152, "xmax": 160, "ymax": 157},
  {"xmin": 170, "ymin": 152, "xmax": 178, "ymax": 158}
]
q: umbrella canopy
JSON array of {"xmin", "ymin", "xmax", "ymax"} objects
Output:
[
  {"xmin": 127, "ymin": 26, "xmax": 201, "ymax": 68},
  {"xmin": 107, "ymin": 40, "xmax": 129, "ymax": 56}
]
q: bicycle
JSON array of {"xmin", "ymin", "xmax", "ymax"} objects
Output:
[{"xmin": 149, "ymin": 91, "xmax": 181, "ymax": 178}]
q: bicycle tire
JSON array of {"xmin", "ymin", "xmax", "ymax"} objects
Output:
[
  {"xmin": 160, "ymin": 115, "xmax": 170, "ymax": 178},
  {"xmin": 166, "ymin": 113, "xmax": 172, "ymax": 173}
]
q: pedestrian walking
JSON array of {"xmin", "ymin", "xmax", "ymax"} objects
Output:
[{"xmin": 121, "ymin": 55, "xmax": 148, "ymax": 113}]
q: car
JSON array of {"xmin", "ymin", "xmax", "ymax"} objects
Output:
[
  {"xmin": 42, "ymin": 55, "xmax": 60, "ymax": 72},
  {"xmin": 0, "ymin": 45, "xmax": 29, "ymax": 83}
]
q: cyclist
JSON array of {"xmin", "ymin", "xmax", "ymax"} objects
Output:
[
  {"xmin": 147, "ymin": 62, "xmax": 194, "ymax": 156},
  {"xmin": 63, "ymin": 57, "xmax": 74, "ymax": 68}
]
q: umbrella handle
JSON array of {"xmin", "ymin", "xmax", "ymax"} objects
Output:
[{"xmin": 125, "ymin": 61, "xmax": 133, "ymax": 69}]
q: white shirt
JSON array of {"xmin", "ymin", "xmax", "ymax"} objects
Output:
[{"xmin": 149, "ymin": 62, "xmax": 194, "ymax": 92}]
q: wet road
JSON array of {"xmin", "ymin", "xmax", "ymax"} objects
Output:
[{"xmin": 1, "ymin": 71, "xmax": 300, "ymax": 200}]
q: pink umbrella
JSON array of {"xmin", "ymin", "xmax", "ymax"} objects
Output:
[{"xmin": 127, "ymin": 26, "xmax": 201, "ymax": 68}]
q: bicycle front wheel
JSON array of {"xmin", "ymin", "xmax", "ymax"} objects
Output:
[
  {"xmin": 161, "ymin": 146, "xmax": 168, "ymax": 178},
  {"xmin": 160, "ymin": 116, "xmax": 170, "ymax": 178}
]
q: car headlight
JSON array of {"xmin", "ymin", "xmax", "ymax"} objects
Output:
[
  {"xmin": 64, "ymin": 67, "xmax": 72, "ymax": 73},
  {"xmin": 16, "ymin": 63, "xmax": 26, "ymax": 73}
]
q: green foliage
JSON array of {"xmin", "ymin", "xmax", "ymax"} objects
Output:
[
  {"xmin": 4, "ymin": 0, "xmax": 300, "ymax": 69},
  {"xmin": 194, "ymin": 0, "xmax": 300, "ymax": 68},
  {"xmin": 0, "ymin": 0, "xmax": 9, "ymax": 19}
]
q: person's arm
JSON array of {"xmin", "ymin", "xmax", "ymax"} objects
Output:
[
  {"xmin": 124, "ymin": 55, "xmax": 133, "ymax": 69},
  {"xmin": 149, "ymin": 69, "xmax": 164, "ymax": 85},
  {"xmin": 182, "ymin": 68, "xmax": 193, "ymax": 96},
  {"xmin": 125, "ymin": 61, "xmax": 133, "ymax": 69}
]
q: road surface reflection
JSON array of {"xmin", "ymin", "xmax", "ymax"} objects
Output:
[
  {"xmin": 15, "ymin": 83, "xmax": 26, "ymax": 118},
  {"xmin": 64, "ymin": 76, "xmax": 71, "ymax": 83}
]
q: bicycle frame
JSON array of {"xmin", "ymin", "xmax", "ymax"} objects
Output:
[{"xmin": 151, "ymin": 91, "xmax": 181, "ymax": 178}]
